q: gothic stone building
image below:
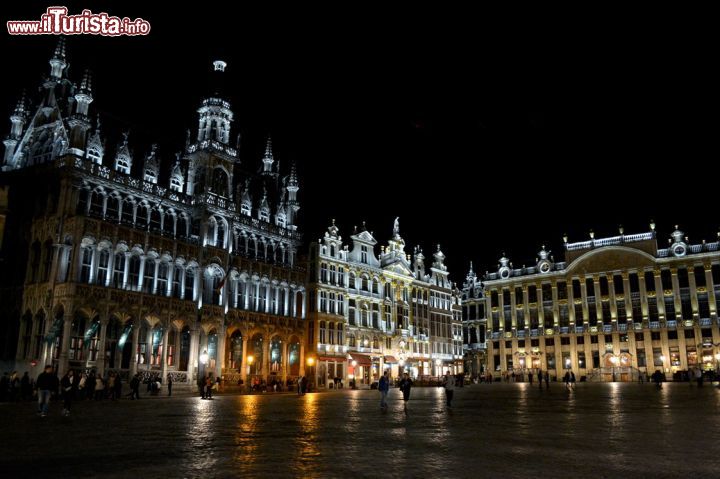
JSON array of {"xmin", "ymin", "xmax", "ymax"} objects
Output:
[
  {"xmin": 468, "ymin": 226, "xmax": 720, "ymax": 382},
  {"xmin": 0, "ymin": 40, "xmax": 307, "ymax": 388},
  {"xmin": 306, "ymin": 218, "xmax": 463, "ymax": 389}
]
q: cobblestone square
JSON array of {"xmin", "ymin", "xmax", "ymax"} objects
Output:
[{"xmin": 2, "ymin": 383, "xmax": 720, "ymax": 478}]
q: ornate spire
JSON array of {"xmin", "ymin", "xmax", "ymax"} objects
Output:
[
  {"xmin": 49, "ymin": 37, "xmax": 67, "ymax": 79},
  {"xmin": 79, "ymin": 69, "xmax": 92, "ymax": 95},
  {"xmin": 74, "ymin": 69, "xmax": 93, "ymax": 117},
  {"xmin": 12, "ymin": 91, "xmax": 27, "ymax": 118},
  {"xmin": 288, "ymin": 161, "xmax": 298, "ymax": 187},
  {"xmin": 393, "ymin": 217, "xmax": 400, "ymax": 239},
  {"xmin": 262, "ymin": 135, "xmax": 274, "ymax": 174}
]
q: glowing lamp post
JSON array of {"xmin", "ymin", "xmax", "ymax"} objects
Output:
[
  {"xmin": 307, "ymin": 357, "xmax": 315, "ymax": 391},
  {"xmin": 350, "ymin": 359, "xmax": 357, "ymax": 389},
  {"xmin": 610, "ymin": 355, "xmax": 619, "ymax": 382},
  {"xmin": 199, "ymin": 350, "xmax": 209, "ymax": 394}
]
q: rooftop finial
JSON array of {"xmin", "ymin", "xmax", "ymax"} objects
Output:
[
  {"xmin": 650, "ymin": 219, "xmax": 656, "ymax": 231},
  {"xmin": 213, "ymin": 60, "xmax": 227, "ymax": 72},
  {"xmin": 79, "ymin": 69, "xmax": 92, "ymax": 94},
  {"xmin": 589, "ymin": 229, "xmax": 595, "ymax": 239},
  {"xmin": 562, "ymin": 233, "xmax": 568, "ymax": 243},
  {"xmin": 53, "ymin": 36, "xmax": 66, "ymax": 61},
  {"xmin": 619, "ymin": 224, "xmax": 624, "ymax": 235}
]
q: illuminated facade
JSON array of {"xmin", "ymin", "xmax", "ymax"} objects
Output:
[
  {"xmin": 472, "ymin": 225, "xmax": 720, "ymax": 381},
  {"xmin": 461, "ymin": 263, "xmax": 487, "ymax": 379},
  {"xmin": 1, "ymin": 40, "xmax": 307, "ymax": 388},
  {"xmin": 306, "ymin": 219, "xmax": 463, "ymax": 389}
]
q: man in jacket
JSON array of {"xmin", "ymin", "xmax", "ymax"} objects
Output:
[
  {"xmin": 443, "ymin": 372, "xmax": 455, "ymax": 409},
  {"xmin": 378, "ymin": 371, "xmax": 390, "ymax": 409},
  {"xmin": 36, "ymin": 365, "xmax": 58, "ymax": 417}
]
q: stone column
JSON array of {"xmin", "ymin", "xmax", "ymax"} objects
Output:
[
  {"xmin": 130, "ymin": 323, "xmax": 141, "ymax": 376},
  {"xmin": 301, "ymin": 291, "xmax": 307, "ymax": 319},
  {"xmin": 241, "ymin": 337, "xmax": 248, "ymax": 388},
  {"xmin": 57, "ymin": 313, "xmax": 73, "ymax": 377},
  {"xmin": 216, "ymin": 326, "xmax": 226, "ymax": 380},
  {"xmin": 284, "ymin": 287, "xmax": 290, "ymax": 316},
  {"xmin": 189, "ymin": 326, "xmax": 200, "ymax": 382},
  {"xmin": 299, "ymin": 343, "xmax": 306, "ymax": 376},
  {"xmin": 264, "ymin": 335, "xmax": 271, "ymax": 381},
  {"xmin": 95, "ymin": 316, "xmax": 109, "ymax": 376},
  {"xmin": 161, "ymin": 326, "xmax": 169, "ymax": 383},
  {"xmin": 282, "ymin": 341, "xmax": 289, "ymax": 386}
]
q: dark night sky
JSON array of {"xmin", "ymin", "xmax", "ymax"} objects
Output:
[{"xmin": 1, "ymin": 3, "xmax": 716, "ymax": 283}]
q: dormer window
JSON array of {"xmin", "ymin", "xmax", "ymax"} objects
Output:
[
  {"xmin": 170, "ymin": 176, "xmax": 182, "ymax": 192},
  {"xmin": 259, "ymin": 210, "xmax": 270, "ymax": 222},
  {"xmin": 276, "ymin": 213, "xmax": 286, "ymax": 228},
  {"xmin": 144, "ymin": 169, "xmax": 157, "ymax": 184},
  {"xmin": 361, "ymin": 245, "xmax": 368, "ymax": 263},
  {"xmin": 87, "ymin": 148, "xmax": 101, "ymax": 165},
  {"xmin": 241, "ymin": 203, "xmax": 251, "ymax": 216},
  {"xmin": 115, "ymin": 159, "xmax": 130, "ymax": 174}
]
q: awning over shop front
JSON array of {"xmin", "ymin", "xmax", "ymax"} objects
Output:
[
  {"xmin": 349, "ymin": 353, "xmax": 372, "ymax": 366},
  {"xmin": 318, "ymin": 356, "xmax": 345, "ymax": 362},
  {"xmin": 384, "ymin": 356, "xmax": 398, "ymax": 363}
]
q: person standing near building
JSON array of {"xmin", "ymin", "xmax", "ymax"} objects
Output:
[
  {"xmin": 443, "ymin": 372, "xmax": 455, "ymax": 409},
  {"xmin": 60, "ymin": 369, "xmax": 75, "ymax": 416},
  {"xmin": 378, "ymin": 371, "xmax": 390, "ymax": 409},
  {"xmin": 537, "ymin": 370, "xmax": 543, "ymax": 389},
  {"xmin": 544, "ymin": 371, "xmax": 550, "ymax": 390},
  {"xmin": 398, "ymin": 373, "xmax": 413, "ymax": 409},
  {"xmin": 36, "ymin": 365, "xmax": 58, "ymax": 417},
  {"xmin": 167, "ymin": 375, "xmax": 173, "ymax": 397}
]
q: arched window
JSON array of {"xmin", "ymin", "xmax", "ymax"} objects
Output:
[
  {"xmin": 217, "ymin": 219, "xmax": 226, "ymax": 248},
  {"xmin": 167, "ymin": 328, "xmax": 176, "ymax": 366},
  {"xmin": 230, "ymin": 330, "xmax": 243, "ymax": 370},
  {"xmin": 113, "ymin": 252, "xmax": 126, "ymax": 288},
  {"xmin": 97, "ymin": 249, "xmax": 110, "ymax": 285},
  {"xmin": 157, "ymin": 262, "xmax": 169, "ymax": 295},
  {"xmin": 361, "ymin": 304, "xmax": 368, "ymax": 327},
  {"xmin": 328, "ymin": 323, "xmax": 335, "ymax": 345},
  {"xmin": 361, "ymin": 275, "xmax": 369, "ymax": 291},
  {"xmin": 372, "ymin": 336, "xmax": 379, "ymax": 349},
  {"xmin": 80, "ymin": 247, "xmax": 93, "ymax": 283},
  {"xmin": 180, "ymin": 326, "xmax": 190, "ymax": 371},
  {"xmin": 185, "ymin": 268, "xmax": 195, "ymax": 301},
  {"xmin": 143, "ymin": 258, "xmax": 155, "ymax": 293},
  {"xmin": 337, "ymin": 325, "xmax": 344, "ymax": 346}
]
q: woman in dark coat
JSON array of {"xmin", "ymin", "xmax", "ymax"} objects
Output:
[{"xmin": 398, "ymin": 373, "xmax": 413, "ymax": 408}]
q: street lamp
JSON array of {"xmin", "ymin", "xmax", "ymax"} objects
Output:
[
  {"xmin": 610, "ymin": 355, "xmax": 619, "ymax": 382},
  {"xmin": 307, "ymin": 357, "xmax": 315, "ymax": 391},
  {"xmin": 199, "ymin": 350, "xmax": 209, "ymax": 395},
  {"xmin": 350, "ymin": 359, "xmax": 357, "ymax": 389}
]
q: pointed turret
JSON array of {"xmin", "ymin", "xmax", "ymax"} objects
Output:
[
  {"xmin": 413, "ymin": 246, "xmax": 426, "ymax": 280},
  {"xmin": 262, "ymin": 136, "xmax": 275, "ymax": 174},
  {"xmin": 169, "ymin": 152, "xmax": 185, "ymax": 192},
  {"xmin": 85, "ymin": 114, "xmax": 104, "ymax": 164},
  {"xmin": 114, "ymin": 132, "xmax": 132, "ymax": 174},
  {"xmin": 239, "ymin": 178, "xmax": 252, "ymax": 216},
  {"xmin": 258, "ymin": 186, "xmax": 270, "ymax": 222},
  {"xmin": 3, "ymin": 92, "xmax": 28, "ymax": 166},
  {"xmin": 143, "ymin": 144, "xmax": 159, "ymax": 184},
  {"xmin": 195, "ymin": 60, "xmax": 234, "ymax": 146},
  {"xmin": 286, "ymin": 161, "xmax": 300, "ymax": 229}
]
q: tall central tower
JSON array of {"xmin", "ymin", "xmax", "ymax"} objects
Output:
[{"xmin": 186, "ymin": 60, "xmax": 237, "ymax": 199}]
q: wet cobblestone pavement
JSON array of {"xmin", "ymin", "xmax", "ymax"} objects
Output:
[{"xmin": 2, "ymin": 383, "xmax": 720, "ymax": 478}]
